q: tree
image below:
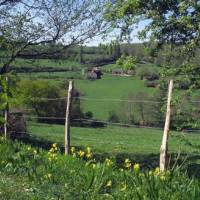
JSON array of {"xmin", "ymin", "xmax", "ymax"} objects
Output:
[
  {"xmin": 116, "ymin": 55, "xmax": 137, "ymax": 72},
  {"xmin": 105, "ymin": 0, "xmax": 200, "ymax": 88},
  {"xmin": 0, "ymin": 0, "xmax": 109, "ymax": 74},
  {"xmin": 78, "ymin": 45, "xmax": 84, "ymax": 64}
]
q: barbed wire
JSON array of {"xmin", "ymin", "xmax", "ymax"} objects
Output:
[
  {"xmin": 20, "ymin": 95, "xmax": 200, "ymax": 104},
  {"xmin": 74, "ymin": 97, "xmax": 164, "ymax": 104},
  {"xmin": 26, "ymin": 117, "xmax": 200, "ymax": 132},
  {"xmin": 27, "ymin": 97, "xmax": 67, "ymax": 101},
  {"xmin": 24, "ymin": 115, "xmax": 66, "ymax": 120},
  {"xmin": 73, "ymin": 118, "xmax": 164, "ymax": 130}
]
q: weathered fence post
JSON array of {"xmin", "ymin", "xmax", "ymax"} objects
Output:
[
  {"xmin": 4, "ymin": 76, "xmax": 8, "ymax": 139},
  {"xmin": 160, "ymin": 79, "xmax": 173, "ymax": 172},
  {"xmin": 65, "ymin": 80, "xmax": 73, "ymax": 155}
]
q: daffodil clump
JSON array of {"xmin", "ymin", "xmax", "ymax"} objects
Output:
[
  {"xmin": 48, "ymin": 143, "xmax": 58, "ymax": 162},
  {"xmin": 148, "ymin": 167, "xmax": 171, "ymax": 182},
  {"xmin": 71, "ymin": 146, "xmax": 93, "ymax": 160},
  {"xmin": 105, "ymin": 158, "xmax": 113, "ymax": 167},
  {"xmin": 44, "ymin": 173, "xmax": 52, "ymax": 180},
  {"xmin": 124, "ymin": 158, "xmax": 132, "ymax": 168}
]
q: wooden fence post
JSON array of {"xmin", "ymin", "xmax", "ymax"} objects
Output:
[
  {"xmin": 65, "ymin": 80, "xmax": 73, "ymax": 155},
  {"xmin": 4, "ymin": 76, "xmax": 8, "ymax": 139},
  {"xmin": 160, "ymin": 79, "xmax": 173, "ymax": 172}
]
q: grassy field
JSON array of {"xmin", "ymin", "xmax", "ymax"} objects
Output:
[
  {"xmin": 19, "ymin": 71, "xmax": 83, "ymax": 80},
  {"xmin": 75, "ymin": 74, "xmax": 157, "ymax": 120},
  {"xmin": 6, "ymin": 58, "xmax": 83, "ymax": 69},
  {"xmin": 28, "ymin": 122, "xmax": 200, "ymax": 157}
]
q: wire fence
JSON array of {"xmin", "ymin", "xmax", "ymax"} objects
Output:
[{"xmin": 2, "ymin": 75, "xmax": 200, "ymax": 159}]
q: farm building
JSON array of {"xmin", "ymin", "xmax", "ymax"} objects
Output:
[{"xmin": 87, "ymin": 67, "xmax": 103, "ymax": 80}]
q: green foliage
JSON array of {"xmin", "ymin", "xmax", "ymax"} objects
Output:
[
  {"xmin": 1, "ymin": 139, "xmax": 200, "ymax": 199},
  {"xmin": 119, "ymin": 91, "xmax": 164, "ymax": 127},
  {"xmin": 116, "ymin": 55, "xmax": 137, "ymax": 72},
  {"xmin": 16, "ymin": 79, "xmax": 83, "ymax": 124},
  {"xmin": 136, "ymin": 66, "xmax": 159, "ymax": 81}
]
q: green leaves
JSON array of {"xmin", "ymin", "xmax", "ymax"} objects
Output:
[{"xmin": 116, "ymin": 55, "xmax": 137, "ymax": 72}]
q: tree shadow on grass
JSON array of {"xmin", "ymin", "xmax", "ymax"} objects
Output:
[{"xmin": 17, "ymin": 134, "xmax": 200, "ymax": 179}]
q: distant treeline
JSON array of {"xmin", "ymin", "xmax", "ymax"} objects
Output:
[{"xmin": 11, "ymin": 42, "xmax": 200, "ymax": 67}]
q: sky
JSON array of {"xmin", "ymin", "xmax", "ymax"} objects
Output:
[{"xmin": 85, "ymin": 20, "xmax": 150, "ymax": 46}]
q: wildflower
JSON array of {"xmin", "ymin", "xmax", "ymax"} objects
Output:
[
  {"xmin": 133, "ymin": 163, "xmax": 140, "ymax": 173},
  {"xmin": 160, "ymin": 175, "xmax": 166, "ymax": 181},
  {"xmin": 47, "ymin": 173, "xmax": 52, "ymax": 178},
  {"xmin": 120, "ymin": 183, "xmax": 127, "ymax": 191},
  {"xmin": 78, "ymin": 150, "xmax": 85, "ymax": 158},
  {"xmin": 92, "ymin": 163, "xmax": 96, "ymax": 168},
  {"xmin": 149, "ymin": 170, "xmax": 153, "ymax": 176},
  {"xmin": 124, "ymin": 158, "xmax": 131, "ymax": 168},
  {"xmin": 86, "ymin": 153, "xmax": 92, "ymax": 159},
  {"xmin": 33, "ymin": 150, "xmax": 37, "ymax": 154},
  {"xmin": 52, "ymin": 143, "xmax": 57, "ymax": 148},
  {"xmin": 86, "ymin": 146, "xmax": 91, "ymax": 153},
  {"xmin": 49, "ymin": 148, "xmax": 54, "ymax": 153},
  {"xmin": 44, "ymin": 173, "xmax": 52, "ymax": 179},
  {"xmin": 106, "ymin": 180, "xmax": 112, "ymax": 187},
  {"xmin": 71, "ymin": 147, "xmax": 75, "ymax": 153},
  {"xmin": 27, "ymin": 147, "xmax": 31, "ymax": 151},
  {"xmin": 154, "ymin": 167, "xmax": 160, "ymax": 176},
  {"xmin": 105, "ymin": 158, "xmax": 113, "ymax": 167}
]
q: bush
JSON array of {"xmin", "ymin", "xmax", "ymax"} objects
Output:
[
  {"xmin": 176, "ymin": 78, "xmax": 191, "ymax": 90},
  {"xmin": 145, "ymin": 80, "xmax": 158, "ymax": 88},
  {"xmin": 17, "ymin": 80, "xmax": 83, "ymax": 124},
  {"xmin": 137, "ymin": 67, "xmax": 159, "ymax": 81},
  {"xmin": 0, "ymin": 112, "xmax": 27, "ymax": 139},
  {"xmin": 116, "ymin": 55, "xmax": 137, "ymax": 73},
  {"xmin": 108, "ymin": 110, "xmax": 119, "ymax": 123}
]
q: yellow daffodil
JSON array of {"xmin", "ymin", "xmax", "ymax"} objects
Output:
[
  {"xmin": 47, "ymin": 173, "xmax": 52, "ymax": 178},
  {"xmin": 106, "ymin": 180, "xmax": 112, "ymax": 187},
  {"xmin": 120, "ymin": 183, "xmax": 127, "ymax": 191},
  {"xmin": 105, "ymin": 158, "xmax": 113, "ymax": 166},
  {"xmin": 86, "ymin": 153, "xmax": 92, "ymax": 159},
  {"xmin": 33, "ymin": 150, "xmax": 37, "ymax": 154},
  {"xmin": 71, "ymin": 147, "xmax": 75, "ymax": 153},
  {"xmin": 52, "ymin": 143, "xmax": 57, "ymax": 148},
  {"xmin": 124, "ymin": 158, "xmax": 131, "ymax": 168},
  {"xmin": 133, "ymin": 163, "xmax": 140, "ymax": 173},
  {"xmin": 149, "ymin": 170, "xmax": 153, "ymax": 176},
  {"xmin": 86, "ymin": 147, "xmax": 91, "ymax": 153},
  {"xmin": 78, "ymin": 150, "xmax": 85, "ymax": 157},
  {"xmin": 160, "ymin": 175, "xmax": 166, "ymax": 181}
]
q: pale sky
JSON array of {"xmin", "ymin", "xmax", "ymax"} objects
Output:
[{"xmin": 85, "ymin": 20, "xmax": 150, "ymax": 46}]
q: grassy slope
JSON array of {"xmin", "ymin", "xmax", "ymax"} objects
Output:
[
  {"xmin": 9, "ymin": 58, "xmax": 82, "ymax": 69},
  {"xmin": 75, "ymin": 74, "xmax": 157, "ymax": 120}
]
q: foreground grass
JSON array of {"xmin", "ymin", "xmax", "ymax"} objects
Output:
[{"xmin": 0, "ymin": 138, "xmax": 200, "ymax": 200}]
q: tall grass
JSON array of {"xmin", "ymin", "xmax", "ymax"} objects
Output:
[{"xmin": 0, "ymin": 138, "xmax": 200, "ymax": 199}]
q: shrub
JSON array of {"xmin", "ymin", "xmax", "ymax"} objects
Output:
[
  {"xmin": 145, "ymin": 80, "xmax": 158, "ymax": 88},
  {"xmin": 137, "ymin": 67, "xmax": 159, "ymax": 81},
  {"xmin": 108, "ymin": 110, "xmax": 119, "ymax": 123},
  {"xmin": 176, "ymin": 78, "xmax": 191, "ymax": 90},
  {"xmin": 0, "ymin": 112, "xmax": 27, "ymax": 139},
  {"xmin": 116, "ymin": 55, "xmax": 137, "ymax": 73},
  {"xmin": 17, "ymin": 80, "xmax": 83, "ymax": 124}
]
